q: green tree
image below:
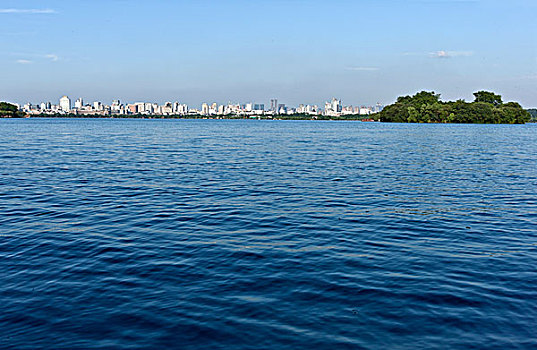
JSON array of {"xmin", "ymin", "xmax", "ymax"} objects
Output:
[
  {"xmin": 407, "ymin": 106, "xmax": 419, "ymax": 123},
  {"xmin": 411, "ymin": 91, "xmax": 441, "ymax": 106},
  {"xmin": 0, "ymin": 102, "xmax": 23, "ymax": 117},
  {"xmin": 0, "ymin": 102, "xmax": 18, "ymax": 112},
  {"xmin": 374, "ymin": 91, "xmax": 528, "ymax": 124},
  {"xmin": 379, "ymin": 103, "xmax": 408, "ymax": 122},
  {"xmin": 473, "ymin": 91, "xmax": 503, "ymax": 106}
]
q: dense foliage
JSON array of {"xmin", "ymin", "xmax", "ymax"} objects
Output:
[
  {"xmin": 0, "ymin": 102, "xmax": 24, "ymax": 118},
  {"xmin": 374, "ymin": 91, "xmax": 530, "ymax": 124}
]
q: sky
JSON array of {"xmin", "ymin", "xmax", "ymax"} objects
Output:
[{"xmin": 1, "ymin": 0, "xmax": 536, "ymax": 107}]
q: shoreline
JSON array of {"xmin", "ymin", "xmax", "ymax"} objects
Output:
[
  {"xmin": 3, "ymin": 115, "xmax": 535, "ymax": 124},
  {"xmin": 4, "ymin": 114, "xmax": 379, "ymax": 122}
]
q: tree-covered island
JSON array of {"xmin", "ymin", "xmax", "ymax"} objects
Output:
[{"xmin": 374, "ymin": 91, "xmax": 530, "ymax": 124}]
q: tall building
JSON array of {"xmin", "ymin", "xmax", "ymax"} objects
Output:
[
  {"xmin": 176, "ymin": 103, "xmax": 187, "ymax": 115},
  {"xmin": 59, "ymin": 96, "xmax": 71, "ymax": 112},
  {"xmin": 201, "ymin": 103, "xmax": 209, "ymax": 115},
  {"xmin": 270, "ymin": 99, "xmax": 278, "ymax": 112},
  {"xmin": 162, "ymin": 102, "xmax": 173, "ymax": 115},
  {"xmin": 111, "ymin": 100, "xmax": 121, "ymax": 113},
  {"xmin": 145, "ymin": 103, "xmax": 154, "ymax": 114},
  {"xmin": 331, "ymin": 98, "xmax": 341, "ymax": 113},
  {"xmin": 74, "ymin": 98, "xmax": 83, "ymax": 109},
  {"xmin": 325, "ymin": 98, "xmax": 342, "ymax": 116},
  {"xmin": 375, "ymin": 102, "xmax": 383, "ymax": 113}
]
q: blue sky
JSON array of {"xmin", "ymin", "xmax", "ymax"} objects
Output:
[{"xmin": 1, "ymin": 0, "xmax": 536, "ymax": 107}]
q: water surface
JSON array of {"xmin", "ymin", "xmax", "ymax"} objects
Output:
[{"xmin": 1, "ymin": 119, "xmax": 536, "ymax": 349}]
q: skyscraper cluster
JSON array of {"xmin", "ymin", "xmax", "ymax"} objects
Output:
[{"xmin": 19, "ymin": 96, "xmax": 383, "ymax": 117}]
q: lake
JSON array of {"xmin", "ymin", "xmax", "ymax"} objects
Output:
[{"xmin": 1, "ymin": 118, "xmax": 536, "ymax": 349}]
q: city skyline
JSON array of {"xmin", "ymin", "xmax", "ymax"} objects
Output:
[
  {"xmin": 1, "ymin": 0, "xmax": 536, "ymax": 107},
  {"xmin": 20, "ymin": 95, "xmax": 383, "ymax": 117}
]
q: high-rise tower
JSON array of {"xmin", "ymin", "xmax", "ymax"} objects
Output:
[
  {"xmin": 270, "ymin": 99, "xmax": 278, "ymax": 113},
  {"xmin": 59, "ymin": 96, "xmax": 71, "ymax": 112}
]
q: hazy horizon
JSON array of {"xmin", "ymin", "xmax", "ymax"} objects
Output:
[{"xmin": 1, "ymin": 0, "xmax": 536, "ymax": 108}]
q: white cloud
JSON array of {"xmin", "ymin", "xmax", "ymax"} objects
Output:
[
  {"xmin": 346, "ymin": 67, "xmax": 380, "ymax": 71},
  {"xmin": 0, "ymin": 9, "xmax": 56, "ymax": 14},
  {"xmin": 45, "ymin": 54, "xmax": 59, "ymax": 61},
  {"xmin": 10, "ymin": 53, "xmax": 60, "ymax": 64},
  {"xmin": 431, "ymin": 50, "xmax": 450, "ymax": 58},
  {"xmin": 430, "ymin": 50, "xmax": 473, "ymax": 58}
]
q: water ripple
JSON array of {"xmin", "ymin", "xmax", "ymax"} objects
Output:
[{"xmin": 1, "ymin": 119, "xmax": 536, "ymax": 349}]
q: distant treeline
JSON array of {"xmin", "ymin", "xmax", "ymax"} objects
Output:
[
  {"xmin": 374, "ymin": 91, "xmax": 530, "ymax": 124},
  {"xmin": 0, "ymin": 102, "xmax": 24, "ymax": 118}
]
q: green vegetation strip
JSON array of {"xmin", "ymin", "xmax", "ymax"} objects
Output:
[{"xmin": 376, "ymin": 91, "xmax": 530, "ymax": 124}]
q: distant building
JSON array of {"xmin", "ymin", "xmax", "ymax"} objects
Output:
[
  {"xmin": 341, "ymin": 106, "xmax": 354, "ymax": 115},
  {"xmin": 331, "ymin": 98, "xmax": 341, "ymax": 112},
  {"xmin": 127, "ymin": 104, "xmax": 138, "ymax": 114},
  {"xmin": 59, "ymin": 96, "xmax": 71, "ymax": 112},
  {"xmin": 134, "ymin": 102, "xmax": 145, "ymax": 113},
  {"xmin": 209, "ymin": 102, "xmax": 218, "ymax": 115},
  {"xmin": 359, "ymin": 106, "xmax": 373, "ymax": 115},
  {"xmin": 74, "ymin": 98, "xmax": 83, "ymax": 109},
  {"xmin": 374, "ymin": 103, "xmax": 383, "ymax": 113},
  {"xmin": 201, "ymin": 103, "xmax": 209, "ymax": 115},
  {"xmin": 111, "ymin": 100, "xmax": 122, "ymax": 113},
  {"xmin": 176, "ymin": 103, "xmax": 188, "ymax": 115},
  {"xmin": 162, "ymin": 102, "xmax": 173, "ymax": 115},
  {"xmin": 270, "ymin": 99, "xmax": 278, "ymax": 112},
  {"xmin": 29, "ymin": 95, "xmax": 378, "ymax": 118},
  {"xmin": 325, "ymin": 98, "xmax": 341, "ymax": 116},
  {"xmin": 145, "ymin": 103, "xmax": 154, "ymax": 114}
]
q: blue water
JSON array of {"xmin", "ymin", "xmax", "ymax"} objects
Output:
[{"xmin": 1, "ymin": 118, "xmax": 536, "ymax": 349}]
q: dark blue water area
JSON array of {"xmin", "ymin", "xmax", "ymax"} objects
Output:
[{"xmin": 1, "ymin": 118, "xmax": 536, "ymax": 349}]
